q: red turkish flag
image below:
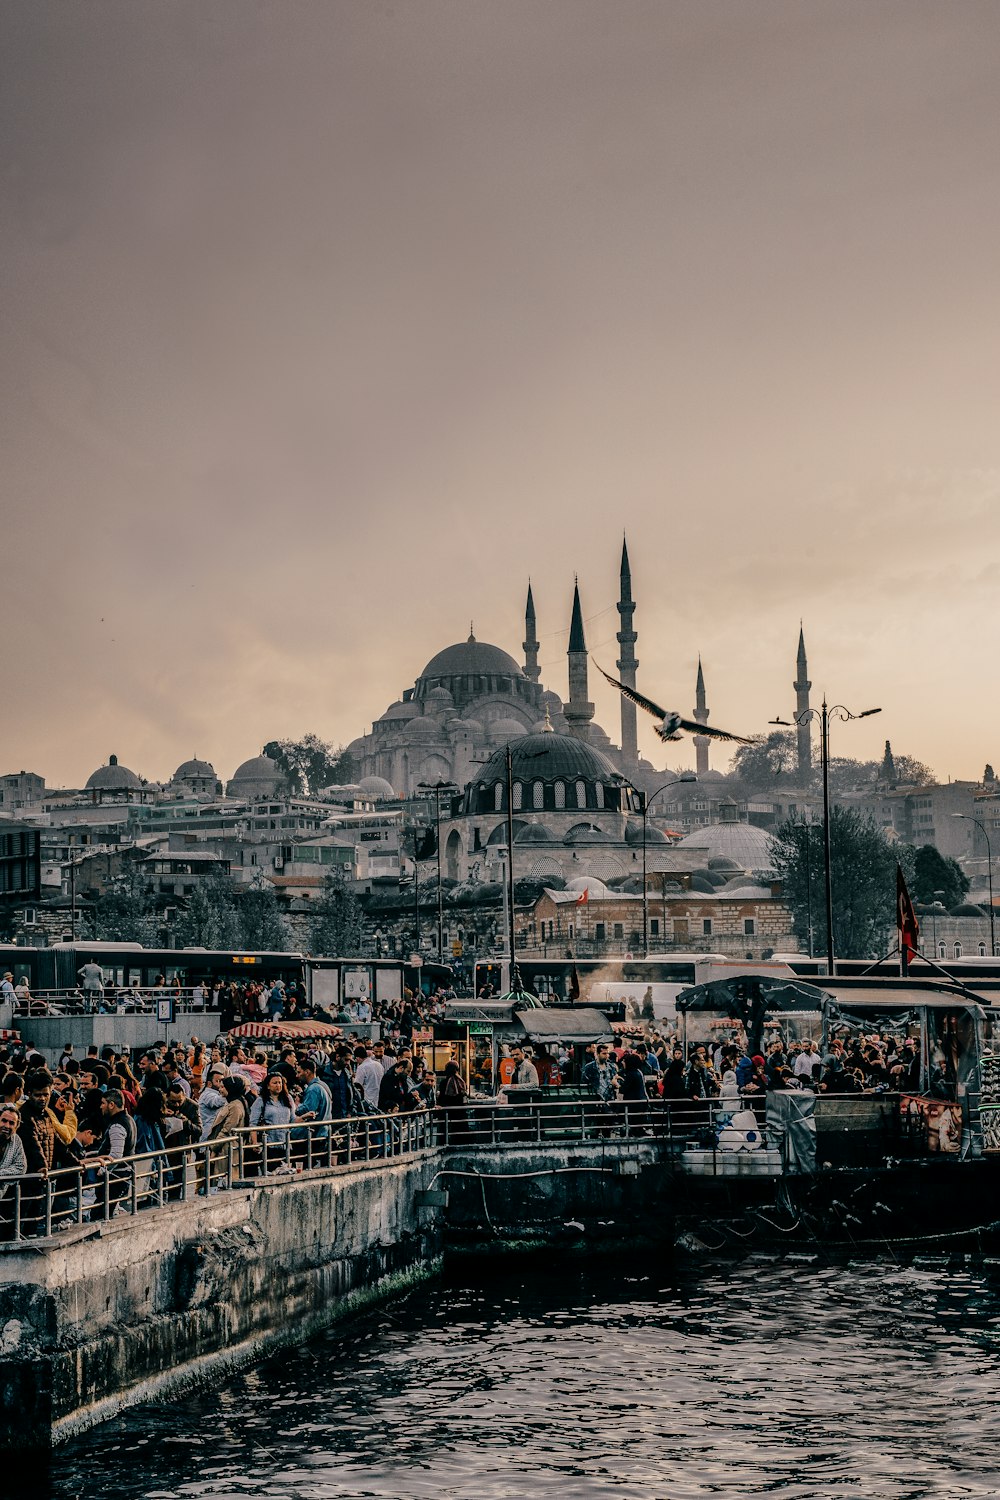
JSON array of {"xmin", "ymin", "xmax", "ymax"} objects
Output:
[{"xmin": 897, "ymin": 865, "xmax": 920, "ymax": 972}]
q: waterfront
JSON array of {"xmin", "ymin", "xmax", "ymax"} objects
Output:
[{"xmin": 51, "ymin": 1253, "xmax": 1000, "ymax": 1500}]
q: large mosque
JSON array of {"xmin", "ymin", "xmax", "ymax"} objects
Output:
[{"xmin": 350, "ymin": 540, "xmax": 656, "ymax": 797}]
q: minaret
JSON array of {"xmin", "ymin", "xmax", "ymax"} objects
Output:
[
  {"xmin": 692, "ymin": 657, "xmax": 710, "ymax": 777},
  {"xmin": 523, "ymin": 581, "xmax": 540, "ymax": 683},
  {"xmin": 794, "ymin": 625, "xmax": 812, "ymax": 779},
  {"xmin": 616, "ymin": 536, "xmax": 639, "ymax": 764},
  {"xmin": 564, "ymin": 578, "xmax": 595, "ymax": 740}
]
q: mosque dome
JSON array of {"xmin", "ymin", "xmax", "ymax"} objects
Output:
[
  {"xmin": 425, "ymin": 686, "xmax": 454, "ymax": 709},
  {"xmin": 477, "ymin": 733, "xmax": 617, "ymax": 786},
  {"xmin": 378, "ymin": 701, "xmax": 420, "ymax": 723},
  {"xmin": 515, "ymin": 823, "xmax": 555, "ymax": 843},
  {"xmin": 564, "ymin": 875, "xmax": 611, "ymax": 898},
  {"xmin": 85, "ymin": 754, "xmax": 142, "ymax": 792},
  {"xmin": 624, "ymin": 819, "xmax": 669, "ymax": 845},
  {"xmin": 173, "ymin": 758, "xmax": 216, "ymax": 783},
  {"xmin": 418, "ymin": 633, "xmax": 523, "ymax": 683},
  {"xmin": 406, "ymin": 718, "xmax": 440, "ymax": 741},
  {"xmin": 673, "ymin": 818, "xmax": 774, "ymax": 873},
  {"xmin": 491, "ymin": 717, "xmax": 532, "ymax": 740},
  {"xmin": 357, "ymin": 775, "xmax": 396, "ymax": 800},
  {"xmin": 564, "ymin": 824, "xmax": 613, "ymax": 845},
  {"xmin": 227, "ymin": 753, "xmax": 284, "ymax": 799}
]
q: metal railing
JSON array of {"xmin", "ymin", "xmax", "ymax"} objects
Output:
[
  {"xmin": 433, "ymin": 1093, "xmax": 769, "ymax": 1149},
  {"xmin": 0, "ymin": 1109, "xmax": 435, "ymax": 1244},
  {"xmin": 10, "ymin": 988, "xmax": 221, "ymax": 1016}
]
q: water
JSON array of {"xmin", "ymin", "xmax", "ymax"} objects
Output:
[{"xmin": 50, "ymin": 1254, "xmax": 1000, "ymax": 1499}]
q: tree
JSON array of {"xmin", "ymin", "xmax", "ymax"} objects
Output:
[
  {"xmin": 174, "ymin": 868, "xmax": 242, "ymax": 949},
  {"xmin": 769, "ymin": 809, "xmax": 913, "ymax": 960},
  {"xmin": 236, "ymin": 875, "xmax": 291, "ymax": 951},
  {"xmin": 309, "ymin": 868, "xmax": 363, "ymax": 956},
  {"xmin": 728, "ymin": 731, "xmax": 798, "ymax": 788},
  {"xmin": 911, "ymin": 844, "xmax": 970, "ymax": 909},
  {"xmin": 87, "ymin": 866, "xmax": 158, "ymax": 944},
  {"xmin": 263, "ymin": 735, "xmax": 358, "ymax": 797}
]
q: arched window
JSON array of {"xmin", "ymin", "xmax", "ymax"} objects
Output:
[
  {"xmin": 532, "ymin": 780, "xmax": 544, "ymax": 809},
  {"xmin": 938, "ymin": 942, "xmax": 947, "ymax": 959},
  {"xmin": 513, "ymin": 782, "xmax": 523, "ymax": 810},
  {"xmin": 979, "ymin": 943, "xmax": 987, "ymax": 957},
  {"xmin": 595, "ymin": 782, "xmax": 605, "ymax": 809},
  {"xmin": 555, "ymin": 781, "xmax": 566, "ymax": 809},
  {"xmin": 494, "ymin": 783, "xmax": 503, "ymax": 812},
  {"xmin": 954, "ymin": 941, "xmax": 963, "ymax": 958},
  {"xmin": 575, "ymin": 779, "xmax": 587, "ymax": 809}
]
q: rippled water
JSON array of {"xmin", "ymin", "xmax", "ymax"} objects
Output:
[{"xmin": 51, "ymin": 1253, "xmax": 1000, "ymax": 1500}]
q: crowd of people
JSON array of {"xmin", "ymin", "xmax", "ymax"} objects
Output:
[{"xmin": 0, "ymin": 1030, "xmax": 472, "ymax": 1239}]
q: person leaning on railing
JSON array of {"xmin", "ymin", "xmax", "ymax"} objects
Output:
[{"xmin": 0, "ymin": 1106, "xmax": 26, "ymax": 1241}]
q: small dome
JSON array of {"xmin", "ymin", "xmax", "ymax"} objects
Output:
[
  {"xmin": 490, "ymin": 717, "xmax": 532, "ymax": 740},
  {"xmin": 624, "ymin": 819, "xmax": 668, "ymax": 846},
  {"xmin": 674, "ymin": 819, "xmax": 775, "ymax": 872},
  {"xmin": 689, "ymin": 874, "xmax": 716, "ymax": 893},
  {"xmin": 426, "ymin": 686, "xmax": 454, "ymax": 707},
  {"xmin": 719, "ymin": 880, "xmax": 774, "ymax": 899},
  {"xmin": 227, "ymin": 753, "xmax": 283, "ymax": 799},
  {"xmin": 564, "ymin": 875, "xmax": 610, "ymax": 897},
  {"xmin": 515, "ymin": 823, "xmax": 555, "ymax": 844},
  {"xmin": 406, "ymin": 718, "xmax": 440, "ymax": 741},
  {"xmin": 458, "ymin": 717, "xmax": 484, "ymax": 735},
  {"xmin": 951, "ymin": 902, "xmax": 986, "ymax": 917},
  {"xmin": 174, "ymin": 758, "xmax": 216, "ymax": 782},
  {"xmin": 379, "ymin": 701, "xmax": 420, "ymax": 723},
  {"xmin": 564, "ymin": 823, "xmax": 612, "ymax": 845},
  {"xmin": 86, "ymin": 754, "xmax": 142, "ymax": 792},
  {"xmin": 357, "ymin": 775, "xmax": 396, "ymax": 800},
  {"xmin": 708, "ymin": 855, "xmax": 742, "ymax": 871}
]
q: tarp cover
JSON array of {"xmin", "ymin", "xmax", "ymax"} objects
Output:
[
  {"xmin": 675, "ymin": 977, "xmax": 828, "ymax": 1014},
  {"xmin": 766, "ymin": 1091, "xmax": 817, "ymax": 1174},
  {"xmin": 516, "ymin": 1006, "xmax": 613, "ymax": 1045},
  {"xmin": 227, "ymin": 1019, "xmax": 345, "ymax": 1040}
]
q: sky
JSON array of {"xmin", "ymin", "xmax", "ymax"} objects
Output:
[{"xmin": 3, "ymin": 1, "xmax": 1000, "ymax": 789}]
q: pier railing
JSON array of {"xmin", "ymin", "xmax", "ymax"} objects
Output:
[{"xmin": 0, "ymin": 1109, "xmax": 435, "ymax": 1244}]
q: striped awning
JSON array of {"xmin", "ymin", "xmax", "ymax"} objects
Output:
[{"xmin": 227, "ymin": 1019, "xmax": 346, "ymax": 1041}]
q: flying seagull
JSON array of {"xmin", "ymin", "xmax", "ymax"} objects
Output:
[{"xmin": 594, "ymin": 663, "xmax": 753, "ymax": 744}]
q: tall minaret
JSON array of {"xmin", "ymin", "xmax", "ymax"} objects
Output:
[
  {"xmin": 564, "ymin": 578, "xmax": 595, "ymax": 740},
  {"xmin": 616, "ymin": 536, "xmax": 639, "ymax": 765},
  {"xmin": 523, "ymin": 581, "xmax": 540, "ymax": 683},
  {"xmin": 794, "ymin": 625, "xmax": 812, "ymax": 778},
  {"xmin": 692, "ymin": 657, "xmax": 710, "ymax": 777}
]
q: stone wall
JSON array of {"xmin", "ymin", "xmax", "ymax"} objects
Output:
[{"xmin": 0, "ymin": 1153, "xmax": 443, "ymax": 1451}]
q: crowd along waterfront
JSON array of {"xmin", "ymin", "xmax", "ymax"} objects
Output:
[{"xmin": 5, "ymin": 953, "xmax": 1000, "ymax": 1453}]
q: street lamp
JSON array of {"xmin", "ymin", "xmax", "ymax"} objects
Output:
[
  {"xmin": 639, "ymin": 773, "xmax": 697, "ymax": 957},
  {"xmin": 771, "ymin": 697, "xmax": 881, "ymax": 977},
  {"xmin": 953, "ymin": 813, "xmax": 996, "ymax": 956},
  {"xmin": 417, "ymin": 780, "xmax": 459, "ymax": 959}
]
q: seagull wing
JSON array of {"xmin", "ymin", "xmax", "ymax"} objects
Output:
[
  {"xmin": 593, "ymin": 662, "xmax": 669, "ymax": 722},
  {"xmin": 674, "ymin": 716, "xmax": 753, "ymax": 745}
]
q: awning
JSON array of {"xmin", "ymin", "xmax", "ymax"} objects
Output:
[
  {"xmin": 516, "ymin": 1006, "xmax": 613, "ymax": 1045},
  {"xmin": 227, "ymin": 1019, "xmax": 346, "ymax": 1041}
]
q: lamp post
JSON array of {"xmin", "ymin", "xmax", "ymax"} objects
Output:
[
  {"xmin": 771, "ymin": 697, "xmax": 881, "ymax": 977},
  {"xmin": 639, "ymin": 773, "xmax": 697, "ymax": 957},
  {"xmin": 417, "ymin": 780, "xmax": 459, "ymax": 959},
  {"xmin": 953, "ymin": 813, "xmax": 996, "ymax": 956}
]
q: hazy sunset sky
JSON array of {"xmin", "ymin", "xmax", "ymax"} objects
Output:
[{"xmin": 4, "ymin": 1, "xmax": 1000, "ymax": 788}]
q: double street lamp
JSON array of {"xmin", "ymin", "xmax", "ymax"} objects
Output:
[
  {"xmin": 953, "ymin": 813, "xmax": 996, "ymax": 957},
  {"xmin": 771, "ymin": 697, "xmax": 881, "ymax": 977},
  {"xmin": 639, "ymin": 773, "xmax": 697, "ymax": 957}
]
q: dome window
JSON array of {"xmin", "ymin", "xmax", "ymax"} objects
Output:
[
  {"xmin": 575, "ymin": 779, "xmax": 587, "ymax": 809},
  {"xmin": 555, "ymin": 781, "xmax": 566, "ymax": 809},
  {"xmin": 532, "ymin": 780, "xmax": 544, "ymax": 809},
  {"xmin": 595, "ymin": 783, "xmax": 605, "ymax": 809},
  {"xmin": 513, "ymin": 782, "xmax": 523, "ymax": 811},
  {"xmin": 494, "ymin": 784, "xmax": 503, "ymax": 812}
]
